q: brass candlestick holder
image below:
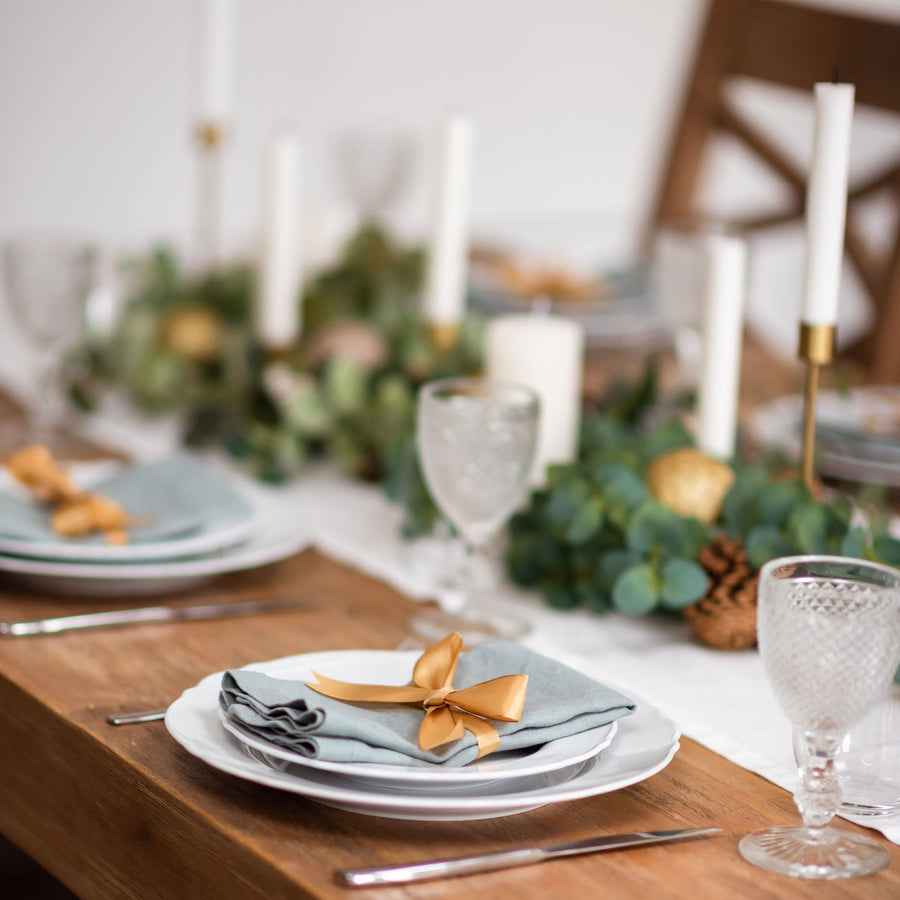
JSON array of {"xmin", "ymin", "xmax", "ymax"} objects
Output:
[
  {"xmin": 797, "ymin": 322, "xmax": 836, "ymax": 494},
  {"xmin": 428, "ymin": 322, "xmax": 459, "ymax": 352},
  {"xmin": 193, "ymin": 120, "xmax": 227, "ymax": 272}
]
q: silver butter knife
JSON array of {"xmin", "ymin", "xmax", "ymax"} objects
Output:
[
  {"xmin": 0, "ymin": 594, "xmax": 310, "ymax": 637},
  {"xmin": 335, "ymin": 828, "xmax": 722, "ymax": 887}
]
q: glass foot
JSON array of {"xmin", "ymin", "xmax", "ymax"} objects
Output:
[
  {"xmin": 410, "ymin": 608, "xmax": 530, "ymax": 648},
  {"xmin": 739, "ymin": 826, "xmax": 890, "ymax": 879}
]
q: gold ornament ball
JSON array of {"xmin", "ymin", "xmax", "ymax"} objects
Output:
[
  {"xmin": 646, "ymin": 448, "xmax": 734, "ymax": 524},
  {"xmin": 160, "ymin": 306, "xmax": 224, "ymax": 362}
]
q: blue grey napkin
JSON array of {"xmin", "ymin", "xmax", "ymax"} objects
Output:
[
  {"xmin": 0, "ymin": 454, "xmax": 252, "ymax": 545},
  {"xmin": 220, "ymin": 642, "xmax": 635, "ymax": 767}
]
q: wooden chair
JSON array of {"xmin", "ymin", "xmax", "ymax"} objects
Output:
[{"xmin": 649, "ymin": 0, "xmax": 900, "ymax": 382}]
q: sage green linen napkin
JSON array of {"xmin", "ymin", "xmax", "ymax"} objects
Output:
[
  {"xmin": 0, "ymin": 454, "xmax": 252, "ymax": 545},
  {"xmin": 219, "ymin": 641, "xmax": 635, "ymax": 767}
]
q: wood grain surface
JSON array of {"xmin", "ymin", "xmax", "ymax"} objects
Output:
[{"xmin": 1, "ymin": 547, "xmax": 898, "ymax": 899}]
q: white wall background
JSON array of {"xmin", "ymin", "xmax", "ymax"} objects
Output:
[
  {"xmin": 0, "ymin": 0, "xmax": 709, "ymax": 257},
  {"xmin": 1, "ymin": 0, "xmax": 899, "ymax": 385}
]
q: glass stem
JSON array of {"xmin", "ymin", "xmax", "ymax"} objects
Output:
[
  {"xmin": 460, "ymin": 540, "xmax": 498, "ymax": 618},
  {"xmin": 795, "ymin": 732, "xmax": 842, "ymax": 841},
  {"xmin": 29, "ymin": 348, "xmax": 64, "ymax": 436}
]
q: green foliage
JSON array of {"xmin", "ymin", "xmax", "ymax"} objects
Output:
[
  {"xmin": 506, "ymin": 373, "xmax": 709, "ymax": 617},
  {"xmin": 68, "ymin": 224, "xmax": 482, "ymax": 497},
  {"xmin": 505, "ymin": 369, "xmax": 900, "ymax": 618},
  {"xmin": 69, "ymin": 228, "xmax": 900, "ymax": 621}
]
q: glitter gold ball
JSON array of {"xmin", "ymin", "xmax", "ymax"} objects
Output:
[
  {"xmin": 160, "ymin": 306, "xmax": 224, "ymax": 362},
  {"xmin": 646, "ymin": 448, "xmax": 735, "ymax": 524}
]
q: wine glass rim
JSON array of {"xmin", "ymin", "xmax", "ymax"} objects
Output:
[
  {"xmin": 419, "ymin": 376, "xmax": 540, "ymax": 406},
  {"xmin": 760, "ymin": 553, "xmax": 900, "ymax": 586}
]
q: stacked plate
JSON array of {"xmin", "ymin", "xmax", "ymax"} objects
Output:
[
  {"xmin": 749, "ymin": 386, "xmax": 900, "ymax": 488},
  {"xmin": 0, "ymin": 455, "xmax": 309, "ymax": 596},
  {"xmin": 166, "ymin": 648, "xmax": 681, "ymax": 821}
]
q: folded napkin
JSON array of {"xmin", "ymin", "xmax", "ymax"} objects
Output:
[
  {"xmin": 220, "ymin": 640, "xmax": 635, "ymax": 768},
  {"xmin": 0, "ymin": 454, "xmax": 252, "ymax": 545}
]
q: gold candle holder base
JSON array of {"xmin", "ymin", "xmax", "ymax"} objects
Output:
[
  {"xmin": 797, "ymin": 322, "xmax": 836, "ymax": 494},
  {"xmin": 428, "ymin": 323, "xmax": 459, "ymax": 352},
  {"xmin": 262, "ymin": 344, "xmax": 295, "ymax": 366}
]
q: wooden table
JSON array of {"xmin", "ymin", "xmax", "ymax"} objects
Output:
[{"xmin": 1, "ymin": 545, "xmax": 899, "ymax": 899}]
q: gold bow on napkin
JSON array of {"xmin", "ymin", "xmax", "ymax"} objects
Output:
[{"xmin": 307, "ymin": 632, "xmax": 528, "ymax": 759}]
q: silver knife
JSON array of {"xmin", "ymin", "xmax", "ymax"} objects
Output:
[
  {"xmin": 335, "ymin": 828, "xmax": 722, "ymax": 887},
  {"xmin": 0, "ymin": 594, "xmax": 311, "ymax": 637}
]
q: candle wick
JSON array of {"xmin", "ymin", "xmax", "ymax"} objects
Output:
[{"xmin": 832, "ymin": 67, "xmax": 840, "ymax": 84}]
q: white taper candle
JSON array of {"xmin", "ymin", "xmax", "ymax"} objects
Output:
[
  {"xmin": 696, "ymin": 234, "xmax": 748, "ymax": 460},
  {"xmin": 257, "ymin": 131, "xmax": 302, "ymax": 349},
  {"xmin": 422, "ymin": 112, "xmax": 474, "ymax": 327},
  {"xmin": 801, "ymin": 82, "xmax": 855, "ymax": 326},
  {"xmin": 196, "ymin": 0, "xmax": 236, "ymax": 123}
]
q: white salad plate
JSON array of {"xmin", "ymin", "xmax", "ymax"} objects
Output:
[
  {"xmin": 166, "ymin": 650, "xmax": 680, "ymax": 821},
  {"xmin": 214, "ymin": 650, "xmax": 618, "ymax": 789}
]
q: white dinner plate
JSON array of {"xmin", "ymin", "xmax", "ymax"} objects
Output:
[
  {"xmin": 0, "ymin": 456, "xmax": 257, "ymax": 563},
  {"xmin": 214, "ymin": 649, "xmax": 618, "ymax": 789},
  {"xmin": 0, "ymin": 512, "xmax": 311, "ymax": 596},
  {"xmin": 166, "ymin": 651, "xmax": 680, "ymax": 821}
]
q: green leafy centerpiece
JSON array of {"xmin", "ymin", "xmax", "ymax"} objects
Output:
[
  {"xmin": 505, "ymin": 370, "xmax": 900, "ymax": 647},
  {"xmin": 69, "ymin": 225, "xmax": 900, "ymax": 650}
]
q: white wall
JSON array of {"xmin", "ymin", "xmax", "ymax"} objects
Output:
[{"xmin": 0, "ymin": 0, "xmax": 709, "ymax": 256}]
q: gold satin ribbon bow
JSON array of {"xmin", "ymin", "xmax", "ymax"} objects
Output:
[{"xmin": 307, "ymin": 632, "xmax": 528, "ymax": 759}]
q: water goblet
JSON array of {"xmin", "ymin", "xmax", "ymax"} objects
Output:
[
  {"xmin": 336, "ymin": 130, "xmax": 414, "ymax": 228},
  {"xmin": 739, "ymin": 555, "xmax": 900, "ymax": 879},
  {"xmin": 413, "ymin": 377, "xmax": 539, "ymax": 646},
  {"xmin": 2, "ymin": 238, "xmax": 96, "ymax": 455}
]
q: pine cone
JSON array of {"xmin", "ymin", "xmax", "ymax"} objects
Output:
[{"xmin": 683, "ymin": 534, "xmax": 758, "ymax": 650}]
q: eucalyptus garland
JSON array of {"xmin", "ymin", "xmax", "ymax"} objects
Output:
[
  {"xmin": 68, "ymin": 226, "xmax": 900, "ymax": 622},
  {"xmin": 70, "ymin": 225, "xmax": 482, "ymax": 487},
  {"xmin": 505, "ymin": 371, "xmax": 900, "ymax": 617}
]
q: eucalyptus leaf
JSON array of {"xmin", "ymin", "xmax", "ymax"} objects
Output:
[
  {"xmin": 841, "ymin": 524, "xmax": 869, "ymax": 559},
  {"xmin": 757, "ymin": 479, "xmax": 809, "ymax": 526},
  {"xmin": 873, "ymin": 534, "xmax": 900, "ymax": 567},
  {"xmin": 625, "ymin": 501, "xmax": 671, "ymax": 553},
  {"xmin": 660, "ymin": 558, "xmax": 709, "ymax": 609},
  {"xmin": 746, "ymin": 525, "xmax": 795, "ymax": 570},
  {"xmin": 612, "ymin": 563, "xmax": 659, "ymax": 616},
  {"xmin": 546, "ymin": 478, "xmax": 592, "ymax": 534},
  {"xmin": 565, "ymin": 500, "xmax": 603, "ymax": 545},
  {"xmin": 787, "ymin": 502, "xmax": 829, "ymax": 554},
  {"xmin": 540, "ymin": 580, "xmax": 582, "ymax": 610}
]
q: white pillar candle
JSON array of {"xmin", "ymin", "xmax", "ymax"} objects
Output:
[
  {"xmin": 801, "ymin": 82, "xmax": 855, "ymax": 326},
  {"xmin": 196, "ymin": 0, "xmax": 236, "ymax": 123},
  {"xmin": 257, "ymin": 131, "xmax": 302, "ymax": 349},
  {"xmin": 485, "ymin": 314, "xmax": 585, "ymax": 485},
  {"xmin": 422, "ymin": 111, "xmax": 474, "ymax": 326},
  {"xmin": 696, "ymin": 234, "xmax": 748, "ymax": 460}
]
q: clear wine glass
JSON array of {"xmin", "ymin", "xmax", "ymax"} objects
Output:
[
  {"xmin": 336, "ymin": 130, "xmax": 414, "ymax": 228},
  {"xmin": 740, "ymin": 555, "xmax": 900, "ymax": 879},
  {"xmin": 2, "ymin": 238, "xmax": 96, "ymax": 455},
  {"xmin": 414, "ymin": 377, "xmax": 539, "ymax": 646}
]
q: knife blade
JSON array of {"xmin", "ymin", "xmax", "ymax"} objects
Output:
[
  {"xmin": 335, "ymin": 827, "xmax": 722, "ymax": 887},
  {"xmin": 0, "ymin": 594, "xmax": 311, "ymax": 637}
]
